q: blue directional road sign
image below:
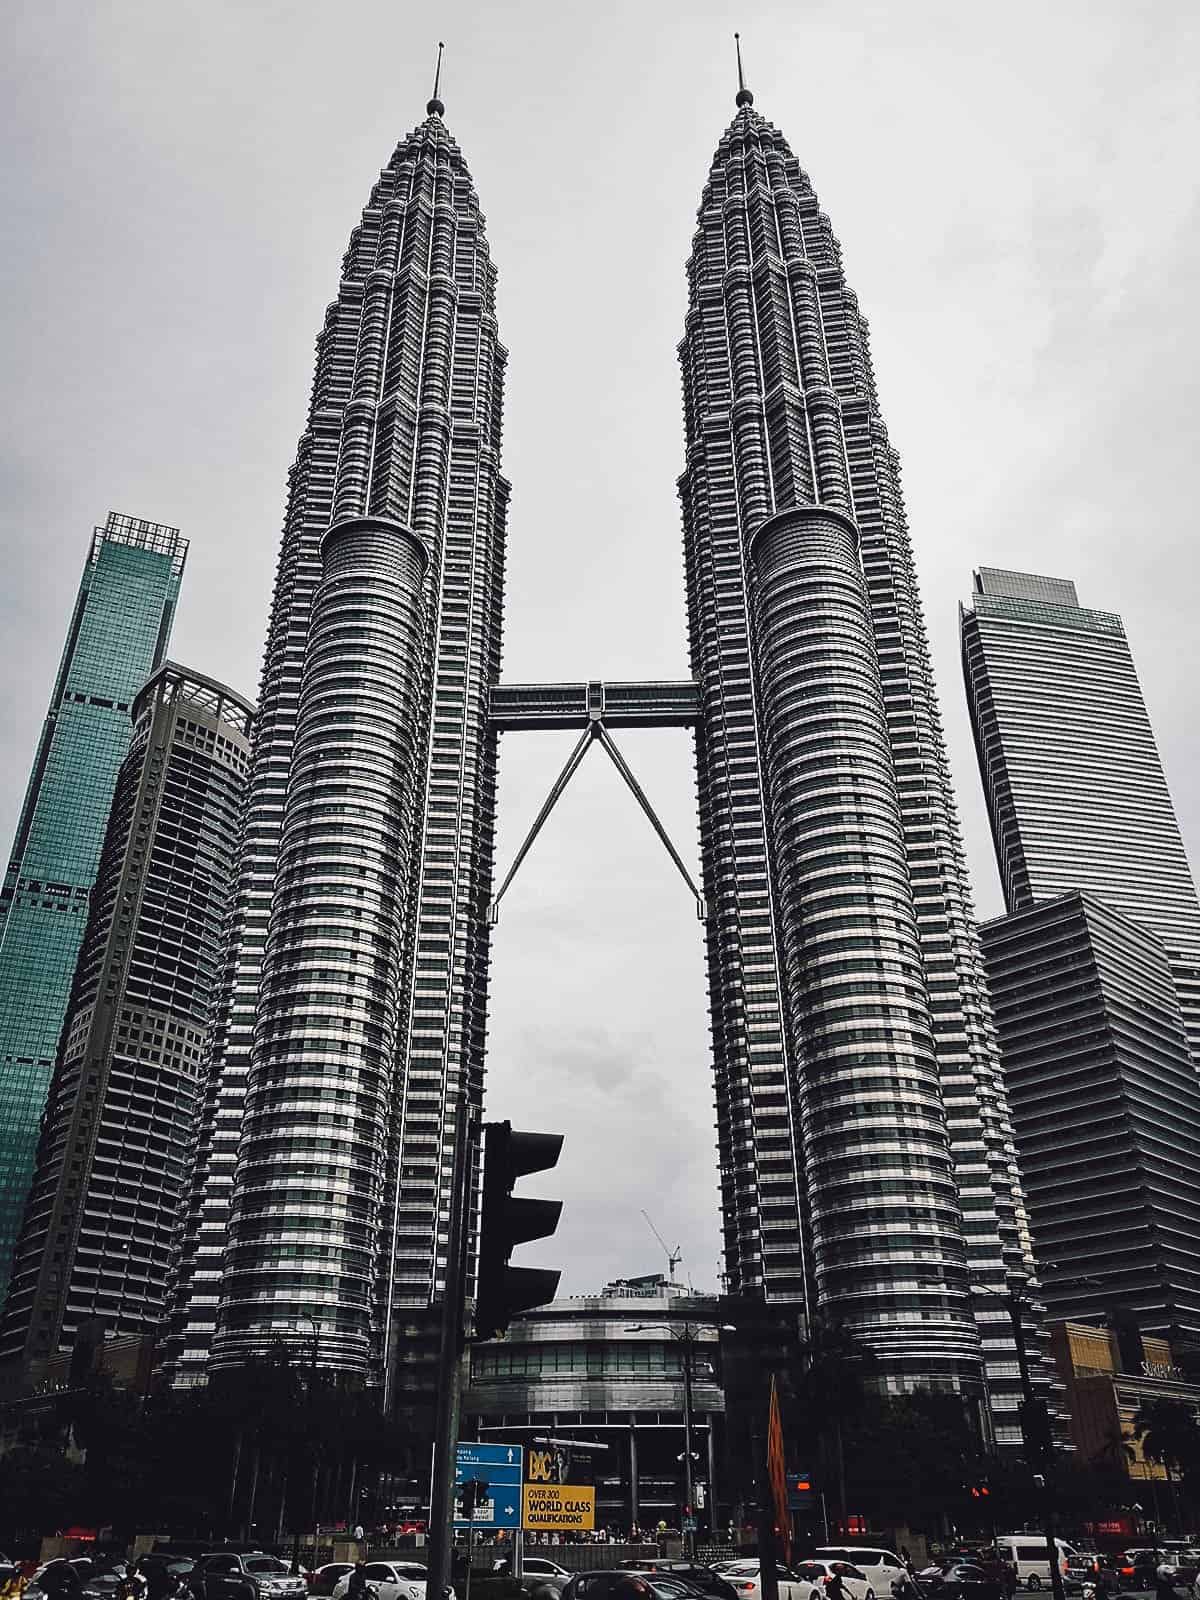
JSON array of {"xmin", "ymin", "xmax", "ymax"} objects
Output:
[{"xmin": 454, "ymin": 1441, "xmax": 524, "ymax": 1529}]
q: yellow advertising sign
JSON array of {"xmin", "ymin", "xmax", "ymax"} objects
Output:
[{"xmin": 522, "ymin": 1482, "xmax": 596, "ymax": 1531}]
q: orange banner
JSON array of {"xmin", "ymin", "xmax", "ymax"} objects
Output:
[{"xmin": 767, "ymin": 1372, "xmax": 793, "ymax": 1563}]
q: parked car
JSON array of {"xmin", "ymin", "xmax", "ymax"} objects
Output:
[
  {"xmin": 27, "ymin": 1560, "xmax": 97, "ymax": 1598},
  {"xmin": 620, "ymin": 1567, "xmax": 737, "ymax": 1600},
  {"xmin": 332, "ymin": 1565, "xmax": 441, "ymax": 1600},
  {"xmin": 562, "ymin": 1577, "xmax": 658, "ymax": 1600},
  {"xmin": 712, "ymin": 1564, "xmax": 811, "ymax": 1600},
  {"xmin": 137, "ymin": 1558, "xmax": 198, "ymax": 1585},
  {"xmin": 491, "ymin": 1559, "xmax": 572, "ymax": 1597},
  {"xmin": 640, "ymin": 1582, "xmax": 708, "ymax": 1600},
  {"xmin": 816, "ymin": 1550, "xmax": 906, "ymax": 1595},
  {"xmin": 307, "ymin": 1571, "xmax": 355, "ymax": 1599},
  {"xmin": 81, "ymin": 1565, "xmax": 130, "ymax": 1600},
  {"xmin": 719, "ymin": 1560, "xmax": 872, "ymax": 1600},
  {"xmin": 916, "ymin": 1564, "xmax": 1002, "ymax": 1600},
  {"xmin": 1112, "ymin": 1553, "xmax": 1164, "ymax": 1589},
  {"xmin": 192, "ymin": 1555, "xmax": 307, "ymax": 1600}
]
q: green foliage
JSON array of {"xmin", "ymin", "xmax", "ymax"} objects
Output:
[
  {"xmin": 1133, "ymin": 1398, "xmax": 1200, "ymax": 1479},
  {"xmin": 0, "ymin": 1444, "xmax": 85, "ymax": 1539},
  {"xmin": 0, "ymin": 1345, "xmax": 419, "ymax": 1545}
]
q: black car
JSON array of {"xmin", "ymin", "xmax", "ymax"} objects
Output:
[
  {"xmin": 919, "ymin": 1565, "xmax": 1002, "ymax": 1600},
  {"xmin": 134, "ymin": 1557, "xmax": 198, "ymax": 1597},
  {"xmin": 620, "ymin": 1569, "xmax": 737, "ymax": 1600},
  {"xmin": 563, "ymin": 1575, "xmax": 660, "ymax": 1600}
]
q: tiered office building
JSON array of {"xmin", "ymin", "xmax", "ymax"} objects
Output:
[
  {"xmin": 0, "ymin": 513, "xmax": 186, "ymax": 1309},
  {"xmin": 980, "ymin": 892, "xmax": 1200, "ymax": 1338},
  {"xmin": 163, "ymin": 87, "xmax": 508, "ymax": 1394},
  {"xmin": 962, "ymin": 567, "xmax": 1200, "ymax": 1056},
  {"xmin": 963, "ymin": 568, "xmax": 1200, "ymax": 1332},
  {"xmin": 675, "ymin": 77, "xmax": 1033, "ymax": 1432},
  {"xmin": 0, "ymin": 665, "xmax": 252, "ymax": 1376}
]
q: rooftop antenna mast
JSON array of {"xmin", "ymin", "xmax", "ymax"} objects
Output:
[
  {"xmin": 427, "ymin": 40, "xmax": 446, "ymax": 116},
  {"xmin": 734, "ymin": 31, "xmax": 754, "ymax": 108},
  {"xmin": 641, "ymin": 1209, "xmax": 683, "ymax": 1281}
]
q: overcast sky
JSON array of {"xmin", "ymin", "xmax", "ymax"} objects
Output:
[{"xmin": 3, "ymin": 0, "xmax": 1199, "ymax": 1298}]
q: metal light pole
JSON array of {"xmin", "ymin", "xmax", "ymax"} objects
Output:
[
  {"xmin": 291, "ymin": 1317, "xmax": 321, "ymax": 1575},
  {"xmin": 974, "ymin": 1282, "xmax": 1065, "ymax": 1600},
  {"xmin": 681, "ymin": 1333, "xmax": 696, "ymax": 1559},
  {"xmin": 627, "ymin": 1320, "xmax": 730, "ymax": 1559},
  {"xmin": 426, "ymin": 1089, "xmax": 475, "ymax": 1600}
]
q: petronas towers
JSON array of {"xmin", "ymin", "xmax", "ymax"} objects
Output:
[{"xmin": 164, "ymin": 64, "xmax": 1036, "ymax": 1440}]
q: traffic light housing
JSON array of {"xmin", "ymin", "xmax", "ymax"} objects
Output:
[
  {"xmin": 475, "ymin": 1120, "xmax": 563, "ymax": 1340},
  {"xmin": 460, "ymin": 1478, "xmax": 489, "ymax": 1518}
]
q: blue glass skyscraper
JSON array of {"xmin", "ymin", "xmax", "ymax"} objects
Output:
[{"xmin": 0, "ymin": 511, "xmax": 187, "ymax": 1305}]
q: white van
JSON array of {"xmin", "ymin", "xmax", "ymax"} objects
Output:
[{"xmin": 996, "ymin": 1537, "xmax": 1076, "ymax": 1591}]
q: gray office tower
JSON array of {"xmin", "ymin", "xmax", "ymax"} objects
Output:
[
  {"xmin": 980, "ymin": 893, "xmax": 1200, "ymax": 1338},
  {"xmin": 963, "ymin": 568, "xmax": 1200, "ymax": 1332},
  {"xmin": 675, "ymin": 73, "xmax": 1032, "ymax": 1434},
  {"xmin": 961, "ymin": 568, "xmax": 1200, "ymax": 1056},
  {"xmin": 162, "ymin": 87, "xmax": 508, "ymax": 1394},
  {"xmin": 0, "ymin": 665, "xmax": 252, "ymax": 1377},
  {"xmin": 168, "ymin": 71, "xmax": 1037, "ymax": 1437},
  {"xmin": 0, "ymin": 514, "xmax": 186, "ymax": 1311}
]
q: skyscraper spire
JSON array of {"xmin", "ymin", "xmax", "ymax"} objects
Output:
[
  {"xmin": 733, "ymin": 31, "xmax": 753, "ymax": 107},
  {"xmin": 428, "ymin": 39, "xmax": 445, "ymax": 117}
]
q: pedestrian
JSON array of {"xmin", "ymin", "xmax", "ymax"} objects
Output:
[
  {"xmin": 40, "ymin": 1567, "xmax": 82, "ymax": 1600},
  {"xmin": 1157, "ymin": 1566, "xmax": 1180, "ymax": 1600},
  {"xmin": 891, "ymin": 1571, "xmax": 922, "ymax": 1600},
  {"xmin": 1095, "ymin": 1566, "xmax": 1118, "ymax": 1600},
  {"xmin": 347, "ymin": 1566, "xmax": 371, "ymax": 1600},
  {"xmin": 827, "ymin": 1568, "xmax": 850, "ymax": 1600}
]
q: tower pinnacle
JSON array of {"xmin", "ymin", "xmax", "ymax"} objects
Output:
[
  {"xmin": 734, "ymin": 31, "xmax": 753, "ymax": 108},
  {"xmin": 427, "ymin": 40, "xmax": 445, "ymax": 117}
]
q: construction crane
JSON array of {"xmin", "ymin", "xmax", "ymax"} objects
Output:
[{"xmin": 641, "ymin": 1209, "xmax": 682, "ymax": 1281}]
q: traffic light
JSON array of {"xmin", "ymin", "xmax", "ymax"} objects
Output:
[
  {"xmin": 475, "ymin": 1120, "xmax": 563, "ymax": 1340},
  {"xmin": 460, "ymin": 1478, "xmax": 489, "ymax": 1518},
  {"xmin": 787, "ymin": 1472, "xmax": 815, "ymax": 1511}
]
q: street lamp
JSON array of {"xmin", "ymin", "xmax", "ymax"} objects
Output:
[
  {"xmin": 627, "ymin": 1321, "xmax": 732, "ymax": 1557},
  {"xmin": 970, "ymin": 1281, "xmax": 1066, "ymax": 1600},
  {"xmin": 291, "ymin": 1318, "xmax": 321, "ymax": 1575}
]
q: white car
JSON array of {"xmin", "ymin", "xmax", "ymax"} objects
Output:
[
  {"xmin": 721, "ymin": 1561, "xmax": 875, "ymax": 1600},
  {"xmin": 333, "ymin": 1565, "xmax": 450, "ymax": 1600},
  {"xmin": 814, "ymin": 1552, "xmax": 906, "ymax": 1594},
  {"xmin": 793, "ymin": 1562, "xmax": 876, "ymax": 1600}
]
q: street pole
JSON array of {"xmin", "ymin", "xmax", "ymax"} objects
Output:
[
  {"xmin": 426, "ymin": 1088, "xmax": 475, "ymax": 1600},
  {"xmin": 682, "ymin": 1328, "xmax": 696, "ymax": 1560},
  {"xmin": 1005, "ymin": 1289, "xmax": 1065, "ymax": 1600},
  {"xmin": 292, "ymin": 1322, "xmax": 320, "ymax": 1574}
]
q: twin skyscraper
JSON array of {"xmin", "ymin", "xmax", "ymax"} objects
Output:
[{"xmin": 8, "ymin": 59, "xmax": 1189, "ymax": 1444}]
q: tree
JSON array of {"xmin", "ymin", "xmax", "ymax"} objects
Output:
[{"xmin": 1133, "ymin": 1397, "xmax": 1200, "ymax": 1479}]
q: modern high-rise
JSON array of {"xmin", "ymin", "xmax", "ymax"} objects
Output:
[
  {"xmin": 980, "ymin": 892, "xmax": 1200, "ymax": 1338},
  {"xmin": 0, "ymin": 513, "xmax": 187, "ymax": 1307},
  {"xmin": 0, "ymin": 664, "xmax": 252, "ymax": 1377},
  {"xmin": 961, "ymin": 567, "xmax": 1200, "ymax": 1054},
  {"xmin": 167, "ymin": 68, "xmax": 1038, "ymax": 1439},
  {"xmin": 162, "ymin": 85, "xmax": 508, "ymax": 1394},
  {"xmin": 673, "ymin": 73, "xmax": 1032, "ymax": 1432}
]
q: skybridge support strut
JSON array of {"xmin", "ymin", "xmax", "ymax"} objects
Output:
[{"xmin": 488, "ymin": 719, "xmax": 706, "ymax": 925}]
